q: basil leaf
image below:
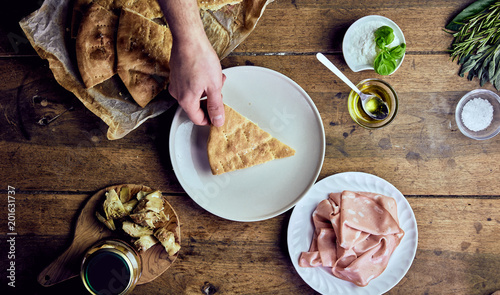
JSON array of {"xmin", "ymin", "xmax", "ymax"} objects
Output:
[
  {"xmin": 375, "ymin": 36, "xmax": 386, "ymax": 49},
  {"xmin": 374, "ymin": 26, "xmax": 393, "ymax": 39},
  {"xmin": 373, "ymin": 52, "xmax": 385, "ymax": 75},
  {"xmin": 374, "ymin": 26, "xmax": 394, "ymax": 49},
  {"xmin": 386, "ymin": 31, "xmax": 395, "ymax": 45},
  {"xmin": 445, "ymin": 0, "xmax": 497, "ymax": 31},
  {"xmin": 374, "ymin": 51, "xmax": 396, "ymax": 76},
  {"xmin": 389, "ymin": 43, "xmax": 406, "ymax": 59}
]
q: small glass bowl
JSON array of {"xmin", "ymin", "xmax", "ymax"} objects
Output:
[
  {"xmin": 347, "ymin": 78, "xmax": 398, "ymax": 129},
  {"xmin": 455, "ymin": 89, "xmax": 500, "ymax": 140}
]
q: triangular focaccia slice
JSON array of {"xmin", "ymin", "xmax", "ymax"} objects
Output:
[
  {"xmin": 116, "ymin": 8, "xmax": 173, "ymax": 107},
  {"xmin": 75, "ymin": 3, "xmax": 118, "ymax": 89},
  {"xmin": 207, "ymin": 105, "xmax": 295, "ymax": 175}
]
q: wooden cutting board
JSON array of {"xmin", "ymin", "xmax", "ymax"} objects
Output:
[{"xmin": 37, "ymin": 184, "xmax": 181, "ymax": 287}]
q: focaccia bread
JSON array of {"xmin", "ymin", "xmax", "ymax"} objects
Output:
[
  {"xmin": 75, "ymin": 3, "xmax": 118, "ymax": 89},
  {"xmin": 20, "ymin": 0, "xmax": 273, "ymax": 139},
  {"xmin": 207, "ymin": 104, "xmax": 295, "ymax": 175},
  {"xmin": 116, "ymin": 8, "xmax": 173, "ymax": 107},
  {"xmin": 201, "ymin": 10, "xmax": 231, "ymax": 58},
  {"xmin": 198, "ymin": 0, "xmax": 243, "ymax": 10},
  {"xmin": 71, "ymin": 0, "xmax": 163, "ymax": 38},
  {"xmin": 74, "ymin": 1, "xmax": 239, "ymax": 107}
]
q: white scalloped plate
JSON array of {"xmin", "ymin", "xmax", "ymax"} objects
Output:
[{"xmin": 287, "ymin": 172, "xmax": 418, "ymax": 295}]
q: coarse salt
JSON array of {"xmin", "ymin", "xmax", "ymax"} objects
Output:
[{"xmin": 461, "ymin": 97, "xmax": 494, "ymax": 132}]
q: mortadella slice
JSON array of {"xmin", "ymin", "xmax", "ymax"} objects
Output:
[{"xmin": 299, "ymin": 190, "xmax": 405, "ymax": 287}]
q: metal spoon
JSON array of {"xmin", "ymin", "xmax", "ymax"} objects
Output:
[{"xmin": 316, "ymin": 53, "xmax": 389, "ymax": 120}]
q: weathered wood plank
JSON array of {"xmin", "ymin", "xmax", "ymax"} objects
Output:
[
  {"xmin": 222, "ymin": 54, "xmax": 500, "ymax": 195},
  {"xmin": 0, "ymin": 136, "xmax": 184, "ymax": 193},
  {"xmin": 3, "ymin": 1, "xmax": 500, "ymax": 295},
  {"xmin": 223, "ymin": 53, "xmax": 479, "ymax": 93},
  {"xmin": 3, "ymin": 53, "xmax": 499, "ymax": 195},
  {"xmin": 0, "ymin": 0, "xmax": 474, "ymax": 56},
  {"xmin": 393, "ymin": 197, "xmax": 500, "ymax": 295},
  {"xmin": 6, "ymin": 194, "xmax": 500, "ymax": 254},
  {"xmin": 236, "ymin": 0, "xmax": 461, "ymax": 54},
  {"xmin": 1, "ymin": 193, "xmax": 498, "ymax": 294}
]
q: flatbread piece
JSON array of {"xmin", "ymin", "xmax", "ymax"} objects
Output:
[
  {"xmin": 72, "ymin": 0, "xmax": 164, "ymax": 37},
  {"xmin": 201, "ymin": 10, "xmax": 231, "ymax": 58},
  {"xmin": 116, "ymin": 8, "xmax": 173, "ymax": 107},
  {"xmin": 75, "ymin": 3, "xmax": 118, "ymax": 89},
  {"xmin": 207, "ymin": 105, "xmax": 295, "ymax": 175},
  {"xmin": 198, "ymin": 0, "xmax": 244, "ymax": 10}
]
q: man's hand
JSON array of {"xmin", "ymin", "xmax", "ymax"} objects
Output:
[
  {"xmin": 159, "ymin": 0, "xmax": 225, "ymax": 127},
  {"xmin": 168, "ymin": 37, "xmax": 226, "ymax": 127}
]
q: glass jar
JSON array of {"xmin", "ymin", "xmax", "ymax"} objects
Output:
[
  {"xmin": 80, "ymin": 239, "xmax": 142, "ymax": 295},
  {"xmin": 347, "ymin": 78, "xmax": 398, "ymax": 129}
]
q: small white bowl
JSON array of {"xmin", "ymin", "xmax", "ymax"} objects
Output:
[
  {"xmin": 455, "ymin": 89, "xmax": 500, "ymax": 140},
  {"xmin": 342, "ymin": 15, "xmax": 406, "ymax": 74}
]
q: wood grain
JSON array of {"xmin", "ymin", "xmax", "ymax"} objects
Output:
[
  {"xmin": 2, "ymin": 54, "xmax": 500, "ymax": 195},
  {"xmin": 1, "ymin": 193, "xmax": 499, "ymax": 294},
  {"xmin": 1, "ymin": 0, "xmax": 500, "ymax": 294},
  {"xmin": 36, "ymin": 184, "xmax": 180, "ymax": 287}
]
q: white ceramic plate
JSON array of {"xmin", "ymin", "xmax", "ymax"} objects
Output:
[
  {"xmin": 342, "ymin": 15, "xmax": 406, "ymax": 73},
  {"xmin": 169, "ymin": 66, "xmax": 325, "ymax": 222},
  {"xmin": 288, "ymin": 172, "xmax": 418, "ymax": 294}
]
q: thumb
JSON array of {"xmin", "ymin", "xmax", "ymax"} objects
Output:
[{"xmin": 206, "ymin": 87, "xmax": 224, "ymax": 127}]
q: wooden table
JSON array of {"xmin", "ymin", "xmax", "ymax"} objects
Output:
[{"xmin": 1, "ymin": 0, "xmax": 499, "ymax": 294}]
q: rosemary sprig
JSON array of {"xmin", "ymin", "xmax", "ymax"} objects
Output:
[{"xmin": 447, "ymin": 1, "xmax": 500, "ymax": 88}]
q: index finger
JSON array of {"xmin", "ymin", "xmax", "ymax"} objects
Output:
[{"xmin": 177, "ymin": 92, "xmax": 209, "ymax": 126}]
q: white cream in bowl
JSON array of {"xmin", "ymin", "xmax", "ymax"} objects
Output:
[{"xmin": 342, "ymin": 15, "xmax": 405, "ymax": 73}]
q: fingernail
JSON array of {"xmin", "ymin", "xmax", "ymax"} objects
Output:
[
  {"xmin": 200, "ymin": 117, "xmax": 209, "ymax": 126},
  {"xmin": 212, "ymin": 115, "xmax": 223, "ymax": 127}
]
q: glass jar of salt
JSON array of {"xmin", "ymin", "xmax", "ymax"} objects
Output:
[{"xmin": 461, "ymin": 97, "xmax": 494, "ymax": 132}]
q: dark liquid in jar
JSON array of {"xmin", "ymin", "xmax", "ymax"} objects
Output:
[{"xmin": 84, "ymin": 250, "xmax": 131, "ymax": 294}]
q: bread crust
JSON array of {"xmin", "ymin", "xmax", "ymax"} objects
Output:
[
  {"xmin": 116, "ymin": 8, "xmax": 172, "ymax": 107},
  {"xmin": 198, "ymin": 0, "xmax": 244, "ymax": 11},
  {"xmin": 75, "ymin": 3, "xmax": 118, "ymax": 89},
  {"xmin": 207, "ymin": 105, "xmax": 295, "ymax": 175}
]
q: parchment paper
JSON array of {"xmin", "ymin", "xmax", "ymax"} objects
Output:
[{"xmin": 19, "ymin": 0, "xmax": 272, "ymax": 140}]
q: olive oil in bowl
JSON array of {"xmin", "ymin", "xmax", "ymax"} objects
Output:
[{"xmin": 348, "ymin": 78, "xmax": 398, "ymax": 129}]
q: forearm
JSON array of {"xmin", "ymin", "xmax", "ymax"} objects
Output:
[
  {"xmin": 158, "ymin": 0, "xmax": 225, "ymax": 127},
  {"xmin": 158, "ymin": 0, "xmax": 206, "ymax": 44}
]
